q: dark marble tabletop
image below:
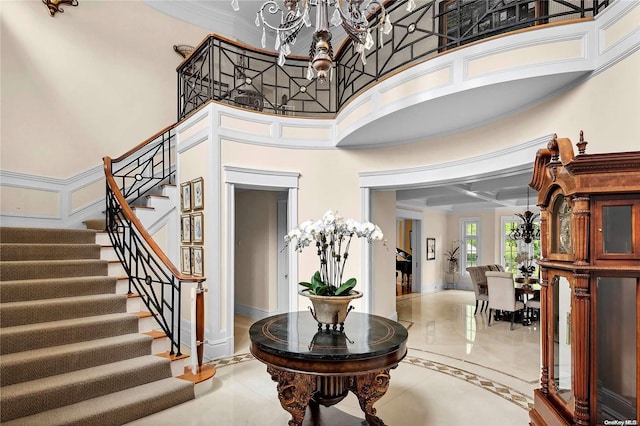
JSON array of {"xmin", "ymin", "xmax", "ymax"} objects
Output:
[{"xmin": 249, "ymin": 311, "xmax": 408, "ymax": 362}]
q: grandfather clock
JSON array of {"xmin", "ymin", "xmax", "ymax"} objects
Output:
[{"xmin": 529, "ymin": 133, "xmax": 639, "ymax": 425}]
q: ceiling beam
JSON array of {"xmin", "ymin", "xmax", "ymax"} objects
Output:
[
  {"xmin": 396, "ymin": 186, "xmax": 456, "ymax": 201},
  {"xmin": 469, "ymin": 173, "xmax": 532, "ymax": 191},
  {"xmin": 446, "ymin": 185, "xmax": 518, "ymax": 208}
]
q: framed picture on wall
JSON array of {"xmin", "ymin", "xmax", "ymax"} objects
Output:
[
  {"xmin": 191, "ymin": 177, "xmax": 204, "ymax": 210},
  {"xmin": 191, "ymin": 246, "xmax": 204, "ymax": 276},
  {"xmin": 427, "ymin": 238, "xmax": 436, "ymax": 260},
  {"xmin": 180, "ymin": 182, "xmax": 192, "ymax": 212},
  {"xmin": 180, "ymin": 246, "xmax": 191, "ymax": 274},
  {"xmin": 191, "ymin": 212, "xmax": 203, "ymax": 244},
  {"xmin": 180, "ymin": 214, "xmax": 191, "ymax": 243}
]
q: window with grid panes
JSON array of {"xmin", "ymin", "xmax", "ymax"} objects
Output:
[
  {"xmin": 501, "ymin": 216, "xmax": 542, "ymax": 277},
  {"xmin": 460, "ymin": 219, "xmax": 479, "ymax": 274}
]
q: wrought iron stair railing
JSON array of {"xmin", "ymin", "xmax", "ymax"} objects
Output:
[
  {"xmin": 177, "ymin": 0, "xmax": 610, "ymax": 120},
  {"xmin": 103, "ymin": 124, "xmax": 205, "ymax": 356}
]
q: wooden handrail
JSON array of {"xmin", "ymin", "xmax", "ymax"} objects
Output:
[
  {"xmin": 111, "ymin": 123, "xmax": 177, "ymax": 163},
  {"xmin": 103, "ymin": 156, "xmax": 205, "ymax": 284}
]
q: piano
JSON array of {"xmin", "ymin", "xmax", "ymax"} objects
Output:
[{"xmin": 396, "ymin": 248, "xmax": 412, "ymax": 288}]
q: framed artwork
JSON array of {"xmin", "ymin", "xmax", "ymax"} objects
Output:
[
  {"xmin": 180, "ymin": 181, "xmax": 192, "ymax": 212},
  {"xmin": 427, "ymin": 238, "xmax": 436, "ymax": 260},
  {"xmin": 191, "ymin": 212, "xmax": 204, "ymax": 244},
  {"xmin": 191, "ymin": 246, "xmax": 204, "ymax": 276},
  {"xmin": 180, "ymin": 246, "xmax": 192, "ymax": 274},
  {"xmin": 191, "ymin": 177, "xmax": 204, "ymax": 210},
  {"xmin": 180, "ymin": 214, "xmax": 191, "ymax": 243}
]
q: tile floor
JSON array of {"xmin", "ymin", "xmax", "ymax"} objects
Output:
[{"xmin": 128, "ymin": 290, "xmax": 541, "ymax": 425}]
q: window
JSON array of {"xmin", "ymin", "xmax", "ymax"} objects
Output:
[
  {"xmin": 501, "ymin": 216, "xmax": 541, "ymax": 276},
  {"xmin": 460, "ymin": 219, "xmax": 480, "ymax": 273}
]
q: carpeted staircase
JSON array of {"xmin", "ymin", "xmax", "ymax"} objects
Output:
[{"xmin": 0, "ymin": 227, "xmax": 194, "ymax": 425}]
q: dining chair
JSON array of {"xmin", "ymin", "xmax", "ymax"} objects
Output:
[
  {"xmin": 467, "ymin": 266, "xmax": 489, "ymax": 315},
  {"xmin": 525, "ymin": 297, "xmax": 541, "ymax": 323},
  {"xmin": 486, "ymin": 271, "xmax": 525, "ymax": 330}
]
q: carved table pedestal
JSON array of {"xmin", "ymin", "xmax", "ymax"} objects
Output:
[{"xmin": 249, "ymin": 312, "xmax": 408, "ymax": 426}]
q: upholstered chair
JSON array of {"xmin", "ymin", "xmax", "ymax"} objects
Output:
[
  {"xmin": 466, "ymin": 266, "xmax": 489, "ymax": 315},
  {"xmin": 486, "ymin": 271, "xmax": 525, "ymax": 330},
  {"xmin": 525, "ymin": 297, "xmax": 541, "ymax": 322}
]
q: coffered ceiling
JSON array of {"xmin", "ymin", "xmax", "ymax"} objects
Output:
[{"xmin": 395, "ymin": 169, "xmax": 538, "ymax": 212}]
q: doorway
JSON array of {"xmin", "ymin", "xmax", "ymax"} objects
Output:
[
  {"xmin": 395, "ymin": 215, "xmax": 422, "ymax": 295},
  {"xmin": 223, "ymin": 165, "xmax": 300, "ymax": 354}
]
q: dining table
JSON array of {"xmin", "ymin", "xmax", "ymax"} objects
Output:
[{"xmin": 479, "ymin": 279, "xmax": 541, "ymax": 325}]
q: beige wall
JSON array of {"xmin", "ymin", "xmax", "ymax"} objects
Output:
[
  {"xmin": 372, "ymin": 190, "xmax": 397, "ymax": 318},
  {"xmin": 421, "ymin": 209, "xmax": 449, "ymax": 292},
  {"xmin": 1, "ymin": 1, "xmax": 207, "ymax": 178},
  {"xmin": 217, "ymin": 50, "xmax": 639, "ymax": 302},
  {"xmin": 234, "ymin": 190, "xmax": 278, "ymax": 314}
]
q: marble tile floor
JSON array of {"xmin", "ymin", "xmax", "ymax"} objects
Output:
[{"xmin": 128, "ymin": 290, "xmax": 541, "ymax": 426}]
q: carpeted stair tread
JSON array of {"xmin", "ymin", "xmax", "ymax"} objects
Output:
[
  {"xmin": 0, "ymin": 259, "xmax": 108, "ymax": 281},
  {"xmin": 0, "ymin": 294, "xmax": 128, "ymax": 327},
  {"xmin": 0, "ymin": 227, "xmax": 97, "ymax": 244},
  {"xmin": 1, "ymin": 313, "xmax": 139, "ymax": 355},
  {"xmin": 3, "ymin": 377, "xmax": 194, "ymax": 426},
  {"xmin": 0, "ymin": 355, "xmax": 174, "ymax": 422},
  {"xmin": 0, "ymin": 226, "xmax": 195, "ymax": 423},
  {"xmin": 0, "ymin": 276, "xmax": 118, "ymax": 303},
  {"xmin": 82, "ymin": 218, "xmax": 106, "ymax": 231},
  {"xmin": 0, "ymin": 243, "xmax": 101, "ymax": 261},
  {"xmin": 0, "ymin": 333, "xmax": 154, "ymax": 386}
]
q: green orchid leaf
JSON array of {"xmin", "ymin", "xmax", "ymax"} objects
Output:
[
  {"xmin": 311, "ymin": 271, "xmax": 324, "ymax": 286},
  {"xmin": 313, "ymin": 284, "xmax": 332, "ymax": 296},
  {"xmin": 335, "ymin": 278, "xmax": 357, "ymax": 296}
]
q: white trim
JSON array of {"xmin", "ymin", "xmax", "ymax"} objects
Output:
[
  {"xmin": 360, "ymin": 134, "xmax": 551, "ymax": 189},
  {"xmin": 223, "ymin": 165, "xmax": 301, "ymax": 349},
  {"xmin": 223, "ymin": 166, "xmax": 300, "ymax": 189},
  {"xmin": 233, "ymin": 303, "xmax": 277, "ymax": 321},
  {"xmin": 0, "ymin": 166, "xmax": 105, "ymax": 229},
  {"xmin": 287, "ymin": 187, "xmax": 299, "ymax": 313},
  {"xmin": 361, "ymin": 187, "xmax": 372, "ymax": 314}
]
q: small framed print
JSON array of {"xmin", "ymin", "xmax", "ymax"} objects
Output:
[
  {"xmin": 180, "ymin": 214, "xmax": 191, "ymax": 243},
  {"xmin": 180, "ymin": 181, "xmax": 192, "ymax": 212},
  {"xmin": 180, "ymin": 246, "xmax": 192, "ymax": 274},
  {"xmin": 426, "ymin": 237, "xmax": 436, "ymax": 260},
  {"xmin": 191, "ymin": 246, "xmax": 204, "ymax": 276},
  {"xmin": 191, "ymin": 212, "xmax": 204, "ymax": 244},
  {"xmin": 191, "ymin": 177, "xmax": 204, "ymax": 210}
]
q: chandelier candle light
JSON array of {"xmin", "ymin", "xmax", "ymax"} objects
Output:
[
  {"xmin": 232, "ymin": 0, "xmax": 417, "ymax": 82},
  {"xmin": 509, "ymin": 187, "xmax": 541, "ymax": 244},
  {"xmin": 284, "ymin": 210, "xmax": 385, "ymax": 328}
]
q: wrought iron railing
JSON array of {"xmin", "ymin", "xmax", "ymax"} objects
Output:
[
  {"xmin": 104, "ymin": 125, "xmax": 205, "ymax": 356},
  {"xmin": 177, "ymin": 36, "xmax": 335, "ymax": 120},
  {"xmin": 178, "ymin": 0, "xmax": 610, "ymax": 120}
]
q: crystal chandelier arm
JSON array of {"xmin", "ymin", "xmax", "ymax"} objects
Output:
[
  {"xmin": 257, "ymin": 0, "xmax": 307, "ymax": 34},
  {"xmin": 335, "ymin": 1, "xmax": 387, "ymax": 33}
]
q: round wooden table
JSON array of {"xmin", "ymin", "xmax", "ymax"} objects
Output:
[{"xmin": 249, "ymin": 311, "xmax": 408, "ymax": 426}]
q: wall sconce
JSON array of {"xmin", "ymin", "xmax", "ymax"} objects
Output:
[{"xmin": 43, "ymin": 0, "xmax": 79, "ymax": 17}]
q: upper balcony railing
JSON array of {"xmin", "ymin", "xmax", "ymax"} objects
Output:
[{"xmin": 177, "ymin": 0, "xmax": 610, "ymax": 121}]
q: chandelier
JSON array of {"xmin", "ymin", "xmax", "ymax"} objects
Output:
[
  {"xmin": 509, "ymin": 187, "xmax": 540, "ymax": 244},
  {"xmin": 231, "ymin": 0, "xmax": 417, "ymax": 83}
]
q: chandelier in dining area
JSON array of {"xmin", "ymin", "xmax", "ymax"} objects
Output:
[
  {"xmin": 509, "ymin": 187, "xmax": 541, "ymax": 244},
  {"xmin": 231, "ymin": 0, "xmax": 416, "ymax": 82}
]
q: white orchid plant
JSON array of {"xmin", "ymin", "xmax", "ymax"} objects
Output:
[
  {"xmin": 284, "ymin": 210, "xmax": 385, "ymax": 296},
  {"xmin": 514, "ymin": 251, "xmax": 538, "ymax": 277}
]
